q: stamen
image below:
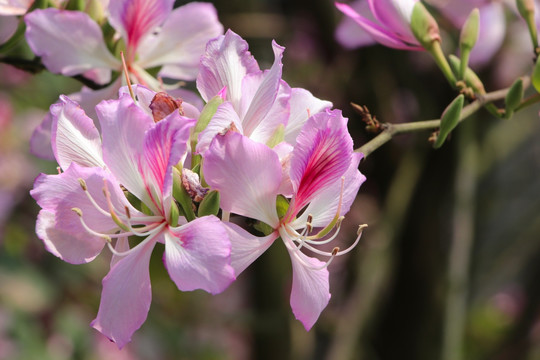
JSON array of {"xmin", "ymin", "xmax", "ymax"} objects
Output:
[
  {"xmin": 102, "ymin": 179, "xmax": 130, "ymax": 232},
  {"xmin": 106, "ymin": 223, "xmax": 165, "ymax": 257},
  {"xmin": 78, "ymin": 178, "xmax": 88, "ymax": 191},
  {"xmin": 279, "ymin": 227, "xmax": 336, "ymax": 271},
  {"xmin": 72, "ymin": 208, "xmax": 112, "ymax": 243},
  {"xmin": 305, "ymin": 214, "xmax": 313, "ymax": 233},
  {"xmin": 120, "ymin": 51, "xmax": 135, "ymax": 101},
  {"xmin": 57, "ymin": 167, "xmax": 62, "ymax": 174},
  {"xmin": 125, "ymin": 206, "xmax": 131, "ymax": 219}
]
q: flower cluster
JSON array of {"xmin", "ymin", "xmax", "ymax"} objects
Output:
[{"xmin": 28, "ymin": 2, "xmax": 366, "ymax": 347}]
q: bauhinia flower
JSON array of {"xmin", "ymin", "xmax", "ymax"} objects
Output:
[
  {"xmin": 195, "ymin": 30, "xmax": 332, "ymax": 153},
  {"xmin": 202, "ymin": 109, "xmax": 366, "ymax": 330},
  {"xmin": 335, "ymin": 0, "xmax": 423, "ymax": 50},
  {"xmin": 24, "ymin": 0, "xmax": 223, "ymax": 103},
  {"xmin": 30, "ymin": 87, "xmax": 235, "ymax": 348}
]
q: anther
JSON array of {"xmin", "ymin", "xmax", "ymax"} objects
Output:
[
  {"xmin": 332, "ymin": 247, "xmax": 339, "ymax": 256},
  {"xmin": 357, "ymin": 224, "xmax": 368, "ymax": 235},
  {"xmin": 71, "ymin": 207, "xmax": 83, "ymax": 217},
  {"xmin": 78, "ymin": 178, "xmax": 87, "ymax": 191},
  {"xmin": 56, "ymin": 167, "xmax": 62, "ymax": 174},
  {"xmin": 125, "ymin": 206, "xmax": 131, "ymax": 219}
]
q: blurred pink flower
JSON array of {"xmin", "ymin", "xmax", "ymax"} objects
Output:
[{"xmin": 335, "ymin": 0, "xmax": 423, "ymax": 50}]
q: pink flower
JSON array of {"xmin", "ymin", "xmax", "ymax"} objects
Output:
[
  {"xmin": 195, "ymin": 30, "xmax": 332, "ymax": 153},
  {"xmin": 203, "ymin": 109, "xmax": 366, "ymax": 330},
  {"xmin": 30, "ymin": 87, "xmax": 234, "ymax": 348},
  {"xmin": 335, "ymin": 0, "xmax": 423, "ymax": 50},
  {"xmin": 24, "ymin": 0, "xmax": 223, "ymax": 104},
  {"xmin": 0, "ymin": 0, "xmax": 33, "ymax": 44}
]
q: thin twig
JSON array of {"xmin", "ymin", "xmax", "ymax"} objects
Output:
[{"xmin": 355, "ymin": 78, "xmax": 530, "ymax": 158}]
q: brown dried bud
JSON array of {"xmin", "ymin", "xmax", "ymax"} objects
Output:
[
  {"xmin": 149, "ymin": 92, "xmax": 184, "ymax": 122},
  {"xmin": 181, "ymin": 169, "xmax": 208, "ymax": 202}
]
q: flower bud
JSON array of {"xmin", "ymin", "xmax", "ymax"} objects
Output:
[
  {"xmin": 410, "ymin": 2, "xmax": 441, "ymax": 49},
  {"xmin": 460, "ymin": 9, "xmax": 480, "ymax": 52},
  {"xmin": 505, "ymin": 78, "xmax": 524, "ymax": 117},
  {"xmin": 434, "ymin": 95, "xmax": 464, "ymax": 149}
]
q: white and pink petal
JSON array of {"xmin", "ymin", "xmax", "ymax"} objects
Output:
[
  {"xmin": 203, "ymin": 132, "xmax": 281, "ymax": 227},
  {"xmin": 137, "ymin": 2, "xmax": 223, "ymax": 81},
  {"xmin": 51, "ymin": 95, "xmax": 104, "ymax": 170},
  {"xmin": 164, "ymin": 216, "xmax": 235, "ymax": 294},
  {"xmin": 25, "ymin": 9, "xmax": 119, "ymax": 76},
  {"xmin": 197, "ymin": 29, "xmax": 260, "ymax": 104},
  {"xmin": 91, "ymin": 238, "xmax": 156, "ymax": 349}
]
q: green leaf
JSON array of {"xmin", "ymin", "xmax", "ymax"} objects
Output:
[
  {"xmin": 532, "ymin": 56, "xmax": 540, "ymax": 93},
  {"xmin": 198, "ymin": 190, "xmax": 220, "ymax": 217},
  {"xmin": 434, "ymin": 95, "xmax": 464, "ymax": 149},
  {"xmin": 504, "ymin": 78, "xmax": 524, "ymax": 117}
]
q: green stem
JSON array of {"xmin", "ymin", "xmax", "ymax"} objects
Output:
[
  {"xmin": 355, "ymin": 83, "xmax": 524, "ymax": 157},
  {"xmin": 515, "ymin": 92, "xmax": 540, "ymax": 111},
  {"xmin": 429, "ymin": 41, "xmax": 457, "ymax": 87}
]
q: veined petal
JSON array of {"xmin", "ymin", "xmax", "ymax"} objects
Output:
[
  {"xmin": 30, "ymin": 164, "xmax": 134, "ymax": 264},
  {"xmin": 69, "ymin": 79, "xmax": 123, "ymax": 121},
  {"xmin": 292, "ymin": 152, "xmax": 365, "ymax": 228},
  {"xmin": 97, "ymin": 93, "xmax": 154, "ymax": 208},
  {"xmin": 110, "ymin": 237, "xmax": 130, "ymax": 268},
  {"xmin": 248, "ymin": 79, "xmax": 291, "ymax": 145},
  {"xmin": 203, "ymin": 132, "xmax": 281, "ymax": 227},
  {"xmin": 287, "ymin": 238, "xmax": 330, "ymax": 331},
  {"xmin": 368, "ymin": 0, "xmax": 418, "ymax": 43},
  {"xmin": 335, "ymin": 0, "xmax": 378, "ymax": 48},
  {"xmin": 223, "ymin": 222, "xmax": 277, "ymax": 275},
  {"xmin": 51, "ymin": 95, "xmax": 104, "ymax": 171},
  {"xmin": 335, "ymin": 2, "xmax": 422, "ymax": 50},
  {"xmin": 240, "ymin": 41, "xmax": 286, "ymax": 136},
  {"xmin": 137, "ymin": 2, "xmax": 223, "ymax": 81},
  {"xmin": 25, "ymin": 9, "xmax": 120, "ymax": 76},
  {"xmin": 0, "ymin": 15, "xmax": 18, "ymax": 44},
  {"xmin": 289, "ymin": 110, "xmax": 353, "ymax": 216},
  {"xmin": 197, "ymin": 29, "xmax": 260, "ymax": 104},
  {"xmin": 139, "ymin": 113, "xmax": 194, "ymax": 216},
  {"xmin": 0, "ymin": 0, "xmax": 33, "ymax": 16},
  {"xmin": 29, "ymin": 111, "xmax": 55, "ymax": 161},
  {"xmin": 196, "ymin": 101, "xmax": 243, "ymax": 155},
  {"xmin": 108, "ymin": 0, "xmax": 174, "ymax": 57},
  {"xmin": 285, "ymin": 88, "xmax": 332, "ymax": 145},
  {"xmin": 35, "ymin": 210, "xmax": 105, "ymax": 264},
  {"xmin": 91, "ymin": 238, "xmax": 156, "ymax": 349},
  {"xmin": 164, "ymin": 216, "xmax": 235, "ymax": 294}
]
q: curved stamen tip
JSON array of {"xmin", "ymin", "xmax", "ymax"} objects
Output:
[
  {"xmin": 103, "ymin": 235, "xmax": 112, "ymax": 243},
  {"xmin": 78, "ymin": 178, "xmax": 88, "ymax": 191},
  {"xmin": 71, "ymin": 207, "xmax": 83, "ymax": 217},
  {"xmin": 357, "ymin": 224, "xmax": 368, "ymax": 235}
]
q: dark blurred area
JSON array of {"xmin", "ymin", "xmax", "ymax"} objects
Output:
[{"xmin": 1, "ymin": 0, "xmax": 540, "ymax": 359}]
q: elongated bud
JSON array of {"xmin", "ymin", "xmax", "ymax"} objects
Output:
[
  {"xmin": 198, "ymin": 190, "xmax": 220, "ymax": 217},
  {"xmin": 190, "ymin": 94, "xmax": 225, "ymax": 153},
  {"xmin": 86, "ymin": 0, "xmax": 106, "ymax": 24},
  {"xmin": 434, "ymin": 95, "xmax": 464, "ymax": 149},
  {"xmin": 504, "ymin": 78, "xmax": 524, "ymax": 117},
  {"xmin": 460, "ymin": 9, "xmax": 480, "ymax": 50},
  {"xmin": 517, "ymin": 0, "xmax": 539, "ymax": 50},
  {"xmin": 459, "ymin": 9, "xmax": 480, "ymax": 80},
  {"xmin": 410, "ymin": 2, "xmax": 441, "ymax": 48}
]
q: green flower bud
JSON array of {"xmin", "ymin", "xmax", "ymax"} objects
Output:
[
  {"xmin": 434, "ymin": 95, "xmax": 464, "ymax": 149},
  {"xmin": 411, "ymin": 2, "xmax": 441, "ymax": 48}
]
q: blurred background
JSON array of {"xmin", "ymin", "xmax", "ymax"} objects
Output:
[{"xmin": 1, "ymin": 0, "xmax": 540, "ymax": 359}]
